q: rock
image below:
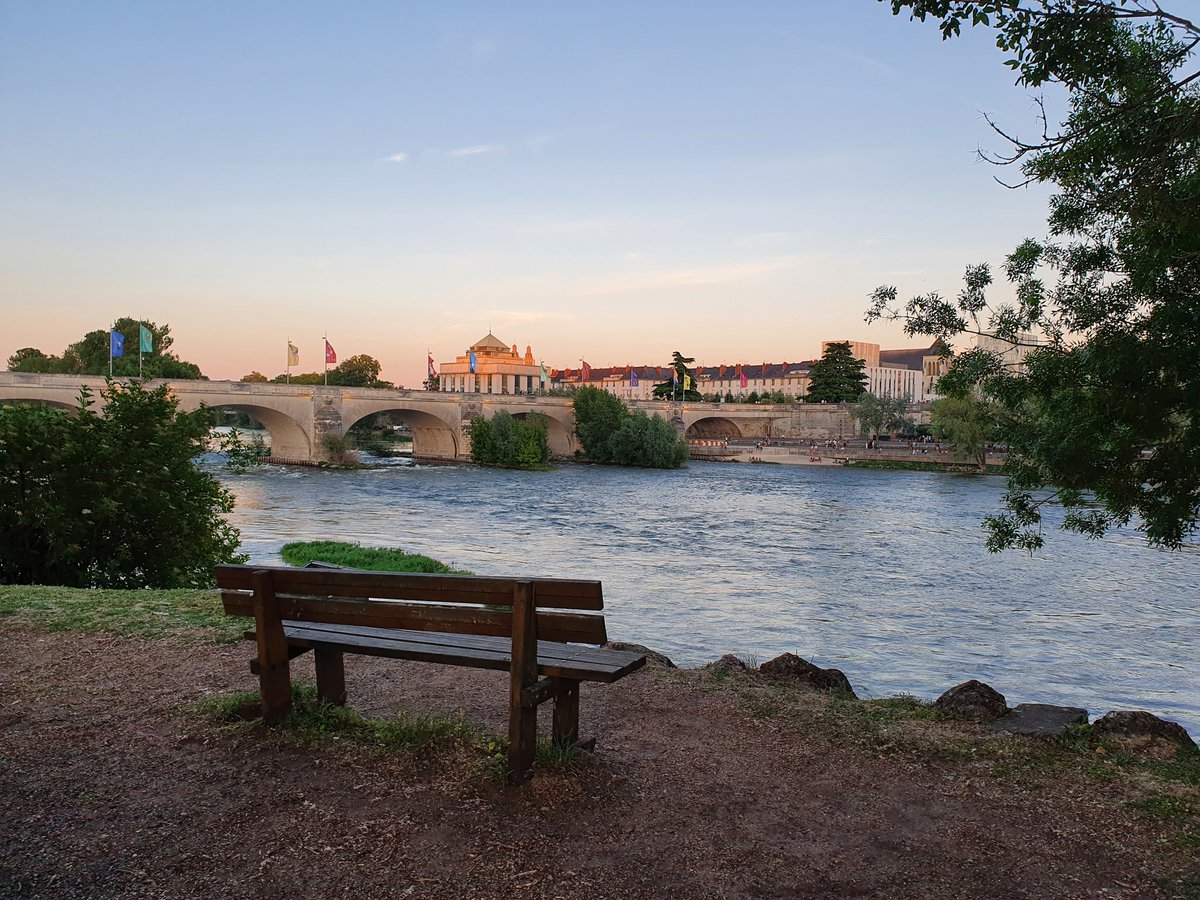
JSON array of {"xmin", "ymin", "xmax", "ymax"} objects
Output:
[
  {"xmin": 934, "ymin": 680, "xmax": 1009, "ymax": 721},
  {"xmin": 705, "ymin": 654, "xmax": 750, "ymax": 675},
  {"xmin": 1091, "ymin": 710, "xmax": 1197, "ymax": 755},
  {"xmin": 603, "ymin": 642, "xmax": 676, "ymax": 669},
  {"xmin": 757, "ymin": 653, "xmax": 857, "ymax": 697},
  {"xmin": 993, "ymin": 703, "xmax": 1088, "ymax": 738}
]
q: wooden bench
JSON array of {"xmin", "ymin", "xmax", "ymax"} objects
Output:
[{"xmin": 214, "ymin": 564, "xmax": 646, "ymax": 782}]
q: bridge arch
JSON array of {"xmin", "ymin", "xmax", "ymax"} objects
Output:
[
  {"xmin": 0, "ymin": 396, "xmax": 78, "ymax": 413},
  {"xmin": 342, "ymin": 406, "xmax": 460, "ymax": 460},
  {"xmin": 685, "ymin": 416, "xmax": 745, "ymax": 440},
  {"xmin": 206, "ymin": 403, "xmax": 313, "ymax": 460},
  {"xmin": 510, "ymin": 410, "xmax": 576, "ymax": 457}
]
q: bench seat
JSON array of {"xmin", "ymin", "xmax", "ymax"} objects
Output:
[{"xmin": 250, "ymin": 621, "xmax": 645, "ymax": 683}]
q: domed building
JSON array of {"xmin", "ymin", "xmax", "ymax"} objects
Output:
[{"xmin": 438, "ymin": 333, "xmax": 544, "ymax": 394}]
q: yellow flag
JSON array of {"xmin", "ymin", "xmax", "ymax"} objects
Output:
[
  {"xmin": 287, "ymin": 341, "xmax": 299, "ymax": 366},
  {"xmin": 684, "ymin": 374, "xmax": 692, "ymax": 391}
]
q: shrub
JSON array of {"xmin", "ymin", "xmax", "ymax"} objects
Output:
[{"xmin": 468, "ymin": 411, "xmax": 549, "ymax": 469}]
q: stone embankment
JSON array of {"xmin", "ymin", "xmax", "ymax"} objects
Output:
[{"xmin": 605, "ymin": 643, "xmax": 1197, "ymax": 750}]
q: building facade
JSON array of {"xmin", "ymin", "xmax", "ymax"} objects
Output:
[{"xmin": 439, "ymin": 333, "xmax": 543, "ymax": 394}]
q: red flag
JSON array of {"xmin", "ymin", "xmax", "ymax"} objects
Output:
[
  {"xmin": 427, "ymin": 354, "xmax": 437, "ymax": 377},
  {"xmin": 325, "ymin": 340, "xmax": 337, "ymax": 365},
  {"xmin": 740, "ymin": 370, "xmax": 748, "ymax": 389},
  {"xmin": 581, "ymin": 361, "xmax": 592, "ymax": 382}
]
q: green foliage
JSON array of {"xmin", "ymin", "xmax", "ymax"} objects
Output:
[
  {"xmin": 608, "ymin": 412, "xmax": 690, "ymax": 468},
  {"xmin": 930, "ymin": 395, "xmax": 1001, "ymax": 472},
  {"xmin": 0, "ymin": 584, "xmax": 242, "ymax": 642},
  {"xmin": 573, "ymin": 386, "xmax": 631, "ymax": 463},
  {"xmin": 573, "ymin": 386, "xmax": 688, "ymax": 468},
  {"xmin": 805, "ymin": 342, "xmax": 867, "ymax": 403},
  {"xmin": 0, "ymin": 381, "xmax": 245, "ymax": 587},
  {"xmin": 279, "ymin": 540, "xmax": 463, "ymax": 573},
  {"xmin": 851, "ymin": 392, "xmax": 914, "ymax": 438},
  {"xmin": 269, "ymin": 354, "xmax": 392, "ymax": 388},
  {"xmin": 651, "ymin": 350, "xmax": 703, "ymax": 400},
  {"xmin": 240, "ymin": 371, "xmax": 268, "ymax": 383},
  {"xmin": 871, "ymin": 2, "xmax": 1200, "ymax": 550},
  {"xmin": 197, "ymin": 682, "xmax": 484, "ymax": 755},
  {"xmin": 468, "ymin": 411, "xmax": 550, "ymax": 469},
  {"xmin": 319, "ymin": 431, "xmax": 358, "ymax": 465},
  {"xmin": 219, "ymin": 427, "xmax": 268, "ymax": 472},
  {"xmin": 7, "ymin": 318, "xmax": 204, "ymax": 379}
]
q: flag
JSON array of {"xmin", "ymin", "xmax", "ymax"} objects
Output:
[
  {"xmin": 540, "ymin": 362, "xmax": 547, "ymax": 385},
  {"xmin": 110, "ymin": 330, "xmax": 124, "ymax": 358},
  {"xmin": 740, "ymin": 370, "xmax": 748, "ymax": 389},
  {"xmin": 631, "ymin": 370, "xmax": 639, "ymax": 387},
  {"xmin": 468, "ymin": 350, "xmax": 477, "ymax": 373},
  {"xmin": 673, "ymin": 368, "xmax": 679, "ymax": 385},
  {"xmin": 325, "ymin": 340, "xmax": 337, "ymax": 365},
  {"xmin": 684, "ymin": 374, "xmax": 692, "ymax": 391},
  {"xmin": 139, "ymin": 325, "xmax": 153, "ymax": 354},
  {"xmin": 288, "ymin": 342, "xmax": 299, "ymax": 367},
  {"xmin": 427, "ymin": 354, "xmax": 437, "ymax": 377},
  {"xmin": 581, "ymin": 360, "xmax": 592, "ymax": 382}
]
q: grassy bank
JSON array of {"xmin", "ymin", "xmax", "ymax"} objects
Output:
[
  {"xmin": 845, "ymin": 458, "xmax": 1004, "ymax": 475},
  {"xmin": 279, "ymin": 540, "xmax": 465, "ymax": 573}
]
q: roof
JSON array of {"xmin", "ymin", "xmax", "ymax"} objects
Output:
[
  {"xmin": 470, "ymin": 332, "xmax": 511, "ymax": 352},
  {"xmin": 879, "ymin": 342, "xmax": 943, "ymax": 371}
]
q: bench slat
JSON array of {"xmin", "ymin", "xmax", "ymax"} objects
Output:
[
  {"xmin": 214, "ymin": 565, "xmax": 603, "ymax": 610},
  {"xmin": 220, "ymin": 590, "xmax": 608, "ymax": 645},
  {"xmin": 272, "ymin": 622, "xmax": 644, "ymax": 683}
]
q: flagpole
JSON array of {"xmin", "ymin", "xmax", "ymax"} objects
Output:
[
  {"xmin": 138, "ymin": 322, "xmax": 143, "ymax": 379},
  {"xmin": 323, "ymin": 334, "xmax": 328, "ymax": 386},
  {"xmin": 109, "ymin": 324, "xmax": 113, "ymax": 377},
  {"xmin": 286, "ymin": 337, "xmax": 291, "ymax": 384}
]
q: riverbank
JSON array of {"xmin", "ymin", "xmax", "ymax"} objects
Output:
[{"xmin": 2, "ymin": 588, "xmax": 1198, "ymax": 897}]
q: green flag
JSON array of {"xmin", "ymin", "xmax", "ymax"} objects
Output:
[{"xmin": 139, "ymin": 325, "xmax": 153, "ymax": 354}]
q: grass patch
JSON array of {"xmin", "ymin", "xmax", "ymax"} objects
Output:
[
  {"xmin": 196, "ymin": 682, "xmax": 484, "ymax": 755},
  {"xmin": 844, "ymin": 459, "xmax": 1004, "ymax": 474},
  {"xmin": 0, "ymin": 584, "xmax": 241, "ymax": 643},
  {"xmin": 279, "ymin": 540, "xmax": 467, "ymax": 574}
]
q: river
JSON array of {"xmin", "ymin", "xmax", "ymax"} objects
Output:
[{"xmin": 210, "ymin": 455, "xmax": 1200, "ymax": 735}]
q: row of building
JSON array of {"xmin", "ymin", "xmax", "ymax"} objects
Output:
[{"xmin": 436, "ymin": 333, "xmax": 955, "ymax": 402}]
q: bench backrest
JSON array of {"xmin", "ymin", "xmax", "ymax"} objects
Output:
[{"xmin": 214, "ymin": 564, "xmax": 608, "ymax": 645}]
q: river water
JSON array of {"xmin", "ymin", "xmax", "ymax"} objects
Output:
[{"xmin": 210, "ymin": 456, "xmax": 1200, "ymax": 735}]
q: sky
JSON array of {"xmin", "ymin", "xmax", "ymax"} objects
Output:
[{"xmin": 0, "ymin": 1, "xmax": 1061, "ymax": 387}]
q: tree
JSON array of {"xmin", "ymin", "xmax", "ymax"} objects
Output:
[
  {"xmin": 468, "ymin": 411, "xmax": 550, "ymax": 469},
  {"xmin": 331, "ymin": 354, "xmax": 384, "ymax": 387},
  {"xmin": 868, "ymin": 1, "xmax": 1200, "ymax": 550},
  {"xmin": 241, "ymin": 371, "xmax": 268, "ymax": 383},
  {"xmin": 608, "ymin": 413, "xmax": 690, "ymax": 468},
  {"xmin": 9, "ymin": 318, "xmax": 204, "ymax": 379},
  {"xmin": 805, "ymin": 342, "xmax": 867, "ymax": 403},
  {"xmin": 852, "ymin": 393, "xmax": 915, "ymax": 439},
  {"xmin": 0, "ymin": 381, "xmax": 245, "ymax": 587},
  {"xmin": 573, "ymin": 386, "xmax": 631, "ymax": 463},
  {"xmin": 651, "ymin": 351, "xmax": 704, "ymax": 401},
  {"xmin": 930, "ymin": 395, "xmax": 1002, "ymax": 472}
]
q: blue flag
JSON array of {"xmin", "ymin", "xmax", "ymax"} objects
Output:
[
  {"xmin": 631, "ymin": 370, "xmax": 639, "ymax": 387},
  {"xmin": 469, "ymin": 350, "xmax": 477, "ymax": 373},
  {"xmin": 110, "ymin": 330, "xmax": 125, "ymax": 358}
]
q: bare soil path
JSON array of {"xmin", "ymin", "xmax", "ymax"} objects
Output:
[{"xmin": 1, "ymin": 627, "xmax": 1196, "ymax": 899}]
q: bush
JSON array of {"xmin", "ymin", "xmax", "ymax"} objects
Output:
[
  {"xmin": 468, "ymin": 411, "xmax": 549, "ymax": 469},
  {"xmin": 279, "ymin": 541, "xmax": 462, "ymax": 573},
  {"xmin": 608, "ymin": 412, "xmax": 690, "ymax": 468},
  {"xmin": 0, "ymin": 381, "xmax": 245, "ymax": 588},
  {"xmin": 572, "ymin": 386, "xmax": 629, "ymax": 463}
]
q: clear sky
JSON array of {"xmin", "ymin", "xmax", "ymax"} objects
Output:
[{"xmin": 0, "ymin": 1, "xmax": 1058, "ymax": 386}]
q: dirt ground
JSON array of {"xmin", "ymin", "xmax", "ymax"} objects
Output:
[{"xmin": 1, "ymin": 627, "xmax": 1196, "ymax": 899}]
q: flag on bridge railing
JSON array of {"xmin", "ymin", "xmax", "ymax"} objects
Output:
[
  {"xmin": 540, "ymin": 362, "xmax": 548, "ymax": 386},
  {"xmin": 684, "ymin": 374, "xmax": 692, "ymax": 391},
  {"xmin": 469, "ymin": 350, "xmax": 477, "ymax": 373},
  {"xmin": 631, "ymin": 370, "xmax": 639, "ymax": 387},
  {"xmin": 139, "ymin": 325, "xmax": 153, "ymax": 354},
  {"xmin": 581, "ymin": 360, "xmax": 592, "ymax": 382},
  {"xmin": 427, "ymin": 354, "xmax": 437, "ymax": 377},
  {"xmin": 325, "ymin": 339, "xmax": 337, "ymax": 365},
  {"xmin": 287, "ymin": 341, "xmax": 299, "ymax": 367},
  {"xmin": 110, "ymin": 330, "xmax": 124, "ymax": 358}
]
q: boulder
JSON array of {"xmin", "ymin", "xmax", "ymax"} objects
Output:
[
  {"xmin": 934, "ymin": 680, "xmax": 1009, "ymax": 721},
  {"xmin": 1091, "ymin": 710, "xmax": 1197, "ymax": 755},
  {"xmin": 993, "ymin": 703, "xmax": 1088, "ymax": 738},
  {"xmin": 603, "ymin": 642, "xmax": 676, "ymax": 669},
  {"xmin": 705, "ymin": 654, "xmax": 750, "ymax": 676},
  {"xmin": 757, "ymin": 653, "xmax": 856, "ymax": 697}
]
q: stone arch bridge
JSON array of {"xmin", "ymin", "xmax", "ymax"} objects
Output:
[{"xmin": 0, "ymin": 374, "xmax": 865, "ymax": 462}]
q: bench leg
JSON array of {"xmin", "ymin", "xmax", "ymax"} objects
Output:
[
  {"xmin": 252, "ymin": 570, "xmax": 292, "ymax": 724},
  {"xmin": 314, "ymin": 647, "xmax": 346, "ymax": 706},
  {"xmin": 553, "ymin": 680, "xmax": 580, "ymax": 747},
  {"xmin": 507, "ymin": 581, "xmax": 538, "ymax": 784}
]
